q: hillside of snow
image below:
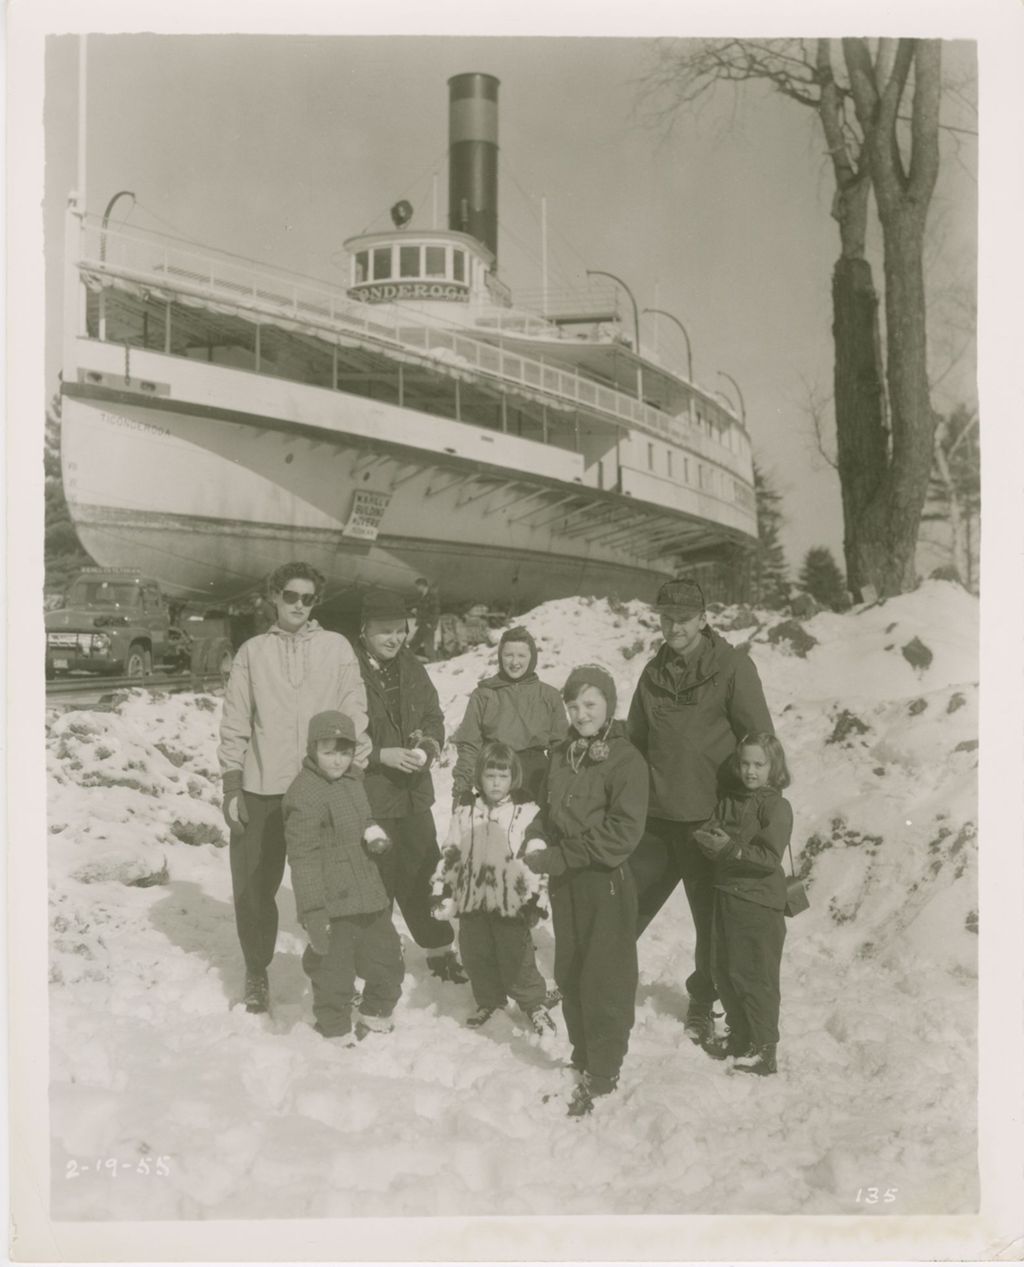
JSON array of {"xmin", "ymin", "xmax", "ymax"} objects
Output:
[{"xmin": 46, "ymin": 580, "xmax": 978, "ymax": 1219}]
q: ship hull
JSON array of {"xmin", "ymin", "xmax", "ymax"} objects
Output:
[{"xmin": 61, "ymin": 387, "xmax": 721, "ymax": 608}]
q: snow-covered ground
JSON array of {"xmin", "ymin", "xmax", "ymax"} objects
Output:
[{"xmin": 46, "ymin": 581, "xmax": 978, "ymax": 1219}]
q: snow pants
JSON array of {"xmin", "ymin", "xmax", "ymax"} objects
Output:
[
  {"xmin": 629, "ymin": 817, "xmax": 717, "ymax": 1006},
  {"xmin": 374, "ymin": 810, "xmax": 455, "ymax": 953},
  {"xmin": 552, "ymin": 864, "xmax": 638, "ymax": 1085},
  {"xmin": 229, "ymin": 792, "xmax": 287, "ymax": 975},
  {"xmin": 302, "ymin": 908, "xmax": 404, "ymax": 1037},
  {"xmin": 458, "ymin": 911, "xmax": 546, "ymax": 1012},
  {"xmin": 711, "ymin": 890, "xmax": 785, "ymax": 1047}
]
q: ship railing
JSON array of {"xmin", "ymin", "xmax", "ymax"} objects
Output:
[{"xmin": 76, "ymin": 214, "xmax": 750, "ymax": 473}]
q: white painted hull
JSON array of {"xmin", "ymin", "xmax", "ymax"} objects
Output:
[{"xmin": 62, "ymin": 390, "xmax": 715, "ymax": 607}]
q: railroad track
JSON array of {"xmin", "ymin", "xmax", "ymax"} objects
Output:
[{"xmin": 46, "ymin": 671, "xmax": 228, "ymax": 707}]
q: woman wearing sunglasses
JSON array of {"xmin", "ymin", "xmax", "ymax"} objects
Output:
[{"xmin": 218, "ymin": 561, "xmax": 370, "ymax": 1016}]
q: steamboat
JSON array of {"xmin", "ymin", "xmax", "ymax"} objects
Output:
[{"xmin": 59, "ymin": 72, "xmax": 758, "ymax": 613}]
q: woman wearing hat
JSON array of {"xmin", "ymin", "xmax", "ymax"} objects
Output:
[
  {"xmin": 355, "ymin": 588, "xmax": 467, "ymax": 984},
  {"xmin": 627, "ymin": 578, "xmax": 773, "ymax": 1044},
  {"xmin": 452, "ymin": 625, "xmax": 569, "ymax": 808},
  {"xmin": 524, "ymin": 664, "xmax": 648, "ymax": 1117}
]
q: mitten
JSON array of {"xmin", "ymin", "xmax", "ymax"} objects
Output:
[
  {"xmin": 303, "ymin": 910, "xmax": 331, "ymax": 956},
  {"xmin": 523, "ymin": 847, "xmax": 567, "ymax": 877},
  {"xmin": 693, "ymin": 826, "xmax": 732, "ymax": 859},
  {"xmin": 221, "ymin": 769, "xmax": 249, "ymax": 832},
  {"xmin": 408, "ymin": 730, "xmax": 441, "ymax": 769},
  {"xmin": 363, "ymin": 824, "xmax": 391, "ymax": 856}
]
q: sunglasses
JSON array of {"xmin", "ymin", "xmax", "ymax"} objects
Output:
[{"xmin": 280, "ymin": 589, "xmax": 318, "ymax": 607}]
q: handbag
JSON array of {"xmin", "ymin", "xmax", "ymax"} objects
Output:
[{"xmin": 784, "ymin": 840, "xmax": 809, "ymax": 918}]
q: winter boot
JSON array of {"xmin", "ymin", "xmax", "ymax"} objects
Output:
[
  {"xmin": 325, "ymin": 1033, "xmax": 358, "ymax": 1049},
  {"xmin": 427, "ymin": 949, "xmax": 469, "ymax": 984},
  {"xmin": 567, "ymin": 1071, "xmax": 617, "ymax": 1118},
  {"xmin": 354, "ymin": 1011, "xmax": 395, "ymax": 1041},
  {"xmin": 465, "ymin": 1004, "xmax": 504, "ymax": 1028},
  {"xmin": 683, "ymin": 999, "xmax": 714, "ymax": 1045},
  {"xmin": 544, "ymin": 985, "xmax": 562, "ymax": 1009},
  {"xmin": 527, "ymin": 1006, "xmax": 556, "ymax": 1035},
  {"xmin": 702, "ymin": 1029, "xmax": 752, "ymax": 1062},
  {"xmin": 243, "ymin": 970, "xmax": 269, "ymax": 1015},
  {"xmin": 731, "ymin": 1043, "xmax": 778, "ymax": 1076}
]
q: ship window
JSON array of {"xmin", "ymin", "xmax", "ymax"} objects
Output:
[
  {"xmin": 684, "ymin": 458, "xmax": 690, "ymax": 483},
  {"xmin": 399, "ymin": 245, "xmax": 420, "ymax": 278},
  {"xmin": 354, "ymin": 252, "xmax": 369, "ymax": 284},
  {"xmin": 372, "ymin": 247, "xmax": 392, "ymax": 280},
  {"xmin": 647, "ymin": 443, "xmax": 654, "ymax": 471},
  {"xmin": 452, "ymin": 250, "xmax": 466, "ymax": 283},
  {"xmin": 425, "ymin": 246, "xmax": 446, "ymax": 277},
  {"xmin": 667, "ymin": 450, "xmax": 673, "ymax": 478}
]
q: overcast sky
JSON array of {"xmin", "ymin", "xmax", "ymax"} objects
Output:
[{"xmin": 44, "ymin": 33, "xmax": 978, "ymax": 571}]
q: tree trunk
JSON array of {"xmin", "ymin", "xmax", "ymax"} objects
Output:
[
  {"xmin": 832, "ymin": 257, "xmax": 890, "ymax": 598},
  {"xmin": 873, "ymin": 213, "xmax": 937, "ymax": 595}
]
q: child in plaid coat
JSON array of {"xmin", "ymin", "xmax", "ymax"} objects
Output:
[{"xmin": 283, "ymin": 710, "xmax": 404, "ymax": 1043}]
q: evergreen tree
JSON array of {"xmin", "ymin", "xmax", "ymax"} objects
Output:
[
  {"xmin": 45, "ymin": 393, "xmax": 95, "ymax": 598},
  {"xmin": 752, "ymin": 461, "xmax": 790, "ymax": 608},
  {"xmin": 798, "ymin": 546, "xmax": 847, "ymax": 609}
]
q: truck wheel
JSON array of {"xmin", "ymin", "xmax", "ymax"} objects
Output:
[{"xmin": 125, "ymin": 644, "xmax": 148, "ymax": 678}]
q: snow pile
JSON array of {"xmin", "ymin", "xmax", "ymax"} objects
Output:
[{"xmin": 47, "ymin": 581, "xmax": 977, "ymax": 1218}]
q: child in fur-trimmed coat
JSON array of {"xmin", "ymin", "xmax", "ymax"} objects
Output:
[{"xmin": 431, "ymin": 742, "xmax": 556, "ymax": 1035}]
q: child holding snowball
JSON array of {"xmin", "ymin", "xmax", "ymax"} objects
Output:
[
  {"xmin": 431, "ymin": 742, "xmax": 555, "ymax": 1034},
  {"xmin": 694, "ymin": 732, "xmax": 793, "ymax": 1076},
  {"xmin": 283, "ymin": 710, "xmax": 404, "ymax": 1044}
]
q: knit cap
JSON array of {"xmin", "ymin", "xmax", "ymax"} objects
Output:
[
  {"xmin": 361, "ymin": 588, "xmax": 409, "ymax": 625},
  {"xmin": 307, "ymin": 710, "xmax": 356, "ymax": 757},
  {"xmin": 561, "ymin": 664, "xmax": 617, "ymax": 717}
]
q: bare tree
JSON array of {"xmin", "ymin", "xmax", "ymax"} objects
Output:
[{"xmin": 641, "ymin": 38, "xmax": 946, "ymax": 599}]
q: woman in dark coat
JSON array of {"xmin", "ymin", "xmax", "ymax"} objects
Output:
[{"xmin": 355, "ymin": 588, "xmax": 466, "ymax": 984}]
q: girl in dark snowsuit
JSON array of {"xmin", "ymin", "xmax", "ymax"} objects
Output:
[
  {"xmin": 694, "ymin": 732, "xmax": 793, "ymax": 1076},
  {"xmin": 525, "ymin": 665, "xmax": 649, "ymax": 1117}
]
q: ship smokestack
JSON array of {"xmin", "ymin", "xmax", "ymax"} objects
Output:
[{"xmin": 448, "ymin": 73, "xmax": 499, "ymax": 263}]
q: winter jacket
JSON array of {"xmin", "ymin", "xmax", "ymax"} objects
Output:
[
  {"xmin": 431, "ymin": 796, "xmax": 549, "ymax": 920},
  {"xmin": 710, "ymin": 785, "xmax": 793, "ymax": 911},
  {"xmin": 627, "ymin": 628, "xmax": 772, "ymax": 822},
  {"xmin": 282, "ymin": 759, "xmax": 389, "ymax": 920},
  {"xmin": 453, "ymin": 677, "xmax": 569, "ymax": 799},
  {"xmin": 219, "ymin": 622, "xmax": 370, "ymax": 795},
  {"xmin": 356, "ymin": 644, "xmax": 445, "ymax": 818},
  {"xmin": 540, "ymin": 722, "xmax": 649, "ymax": 878}
]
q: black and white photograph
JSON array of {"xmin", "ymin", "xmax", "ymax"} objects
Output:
[{"xmin": 7, "ymin": 0, "xmax": 1023, "ymax": 1260}]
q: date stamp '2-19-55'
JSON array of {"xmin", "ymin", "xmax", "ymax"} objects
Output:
[{"xmin": 66, "ymin": 1157, "xmax": 171, "ymax": 1180}]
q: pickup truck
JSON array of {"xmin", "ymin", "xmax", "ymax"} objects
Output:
[{"xmin": 45, "ymin": 568, "xmax": 238, "ymax": 680}]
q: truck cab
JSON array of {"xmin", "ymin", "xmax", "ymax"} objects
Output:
[{"xmin": 45, "ymin": 568, "xmax": 182, "ymax": 678}]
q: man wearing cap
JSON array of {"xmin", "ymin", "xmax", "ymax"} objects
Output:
[
  {"xmin": 218, "ymin": 561, "xmax": 370, "ymax": 1016},
  {"xmin": 355, "ymin": 588, "xmax": 467, "ymax": 984},
  {"xmin": 627, "ymin": 577, "xmax": 773, "ymax": 1043}
]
